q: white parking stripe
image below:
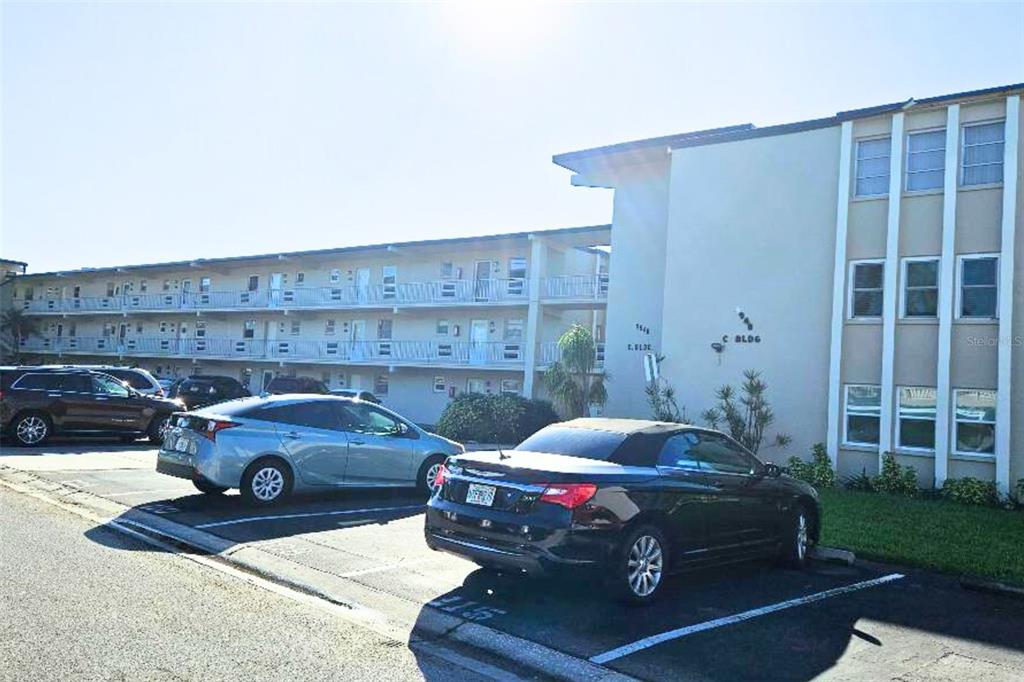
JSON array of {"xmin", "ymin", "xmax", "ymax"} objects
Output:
[
  {"xmin": 105, "ymin": 489, "xmax": 188, "ymax": 498},
  {"xmin": 194, "ymin": 505, "xmax": 425, "ymax": 529},
  {"xmin": 589, "ymin": 572, "xmax": 905, "ymax": 664}
]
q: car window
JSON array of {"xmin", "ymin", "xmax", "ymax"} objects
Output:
[
  {"xmin": 12, "ymin": 373, "xmax": 62, "ymax": 390},
  {"xmin": 246, "ymin": 401, "xmax": 343, "ymax": 431},
  {"xmin": 692, "ymin": 432, "xmax": 757, "ymax": 475},
  {"xmin": 106, "ymin": 370, "xmax": 153, "ymax": 389},
  {"xmin": 337, "ymin": 403, "xmax": 401, "ymax": 435},
  {"xmin": 514, "ymin": 426, "xmax": 626, "ymax": 461},
  {"xmin": 92, "ymin": 375, "xmax": 130, "ymax": 397},
  {"xmin": 59, "ymin": 374, "xmax": 93, "ymax": 393},
  {"xmin": 657, "ymin": 432, "xmax": 702, "ymax": 469}
]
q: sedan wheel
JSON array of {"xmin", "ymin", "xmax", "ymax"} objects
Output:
[
  {"xmin": 15, "ymin": 414, "xmax": 49, "ymax": 446},
  {"xmin": 781, "ymin": 506, "xmax": 812, "ymax": 568},
  {"xmin": 251, "ymin": 466, "xmax": 285, "ymax": 502},
  {"xmin": 425, "ymin": 461, "xmax": 444, "ymax": 494},
  {"xmin": 795, "ymin": 513, "xmax": 809, "ymax": 562},
  {"xmin": 627, "ymin": 535, "xmax": 664, "ymax": 598}
]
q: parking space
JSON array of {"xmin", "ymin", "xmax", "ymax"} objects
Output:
[{"xmin": 3, "ymin": 441, "xmax": 1023, "ymax": 681}]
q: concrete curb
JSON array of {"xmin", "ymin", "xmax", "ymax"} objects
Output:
[
  {"xmin": 0, "ymin": 465, "xmax": 636, "ymax": 682},
  {"xmin": 810, "ymin": 546, "xmax": 856, "ymax": 565},
  {"xmin": 959, "ymin": 575, "xmax": 1024, "ymax": 599}
]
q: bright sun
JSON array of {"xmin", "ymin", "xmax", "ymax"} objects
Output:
[{"xmin": 442, "ymin": 1, "xmax": 558, "ymax": 56}]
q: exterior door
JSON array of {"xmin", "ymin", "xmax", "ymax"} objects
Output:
[
  {"xmin": 270, "ymin": 273, "xmax": 284, "ymax": 306},
  {"xmin": 350, "ymin": 320, "xmax": 366, "ymax": 360},
  {"xmin": 337, "ymin": 402, "xmax": 414, "ymax": 485},
  {"xmin": 355, "ymin": 268, "xmax": 371, "ymax": 303},
  {"xmin": 691, "ymin": 432, "xmax": 776, "ymax": 553},
  {"xmin": 88, "ymin": 373, "xmax": 149, "ymax": 432},
  {"xmin": 654, "ymin": 431, "xmax": 711, "ymax": 565},
  {"xmin": 118, "ymin": 323, "xmax": 128, "ymax": 353},
  {"xmin": 469, "ymin": 319, "xmax": 488, "ymax": 365},
  {"xmin": 261, "ymin": 370, "xmax": 274, "ymax": 392},
  {"xmin": 474, "ymin": 261, "xmax": 492, "ymax": 301}
]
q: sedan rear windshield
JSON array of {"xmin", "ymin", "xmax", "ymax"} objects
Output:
[{"xmin": 514, "ymin": 427, "xmax": 627, "ymax": 461}]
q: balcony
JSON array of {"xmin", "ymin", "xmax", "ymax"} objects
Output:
[
  {"xmin": 19, "ymin": 335, "xmax": 604, "ymax": 371},
  {"xmin": 17, "ymin": 274, "xmax": 608, "ymax": 314},
  {"xmin": 538, "ymin": 341, "xmax": 605, "ymax": 370}
]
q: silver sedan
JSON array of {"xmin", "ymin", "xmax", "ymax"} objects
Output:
[{"xmin": 156, "ymin": 394, "xmax": 463, "ymax": 505}]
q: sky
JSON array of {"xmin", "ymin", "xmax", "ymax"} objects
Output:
[{"xmin": 2, "ymin": 1, "xmax": 1023, "ymax": 273}]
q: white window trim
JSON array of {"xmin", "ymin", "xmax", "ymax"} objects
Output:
[
  {"xmin": 955, "ymin": 252, "xmax": 999, "ymax": 321},
  {"xmin": 847, "ymin": 258, "xmax": 885, "ymax": 321},
  {"xmin": 842, "ymin": 384, "xmax": 882, "ymax": 448},
  {"xmin": 952, "ymin": 388, "xmax": 997, "ymax": 459},
  {"xmin": 895, "ymin": 386, "xmax": 937, "ymax": 454},
  {"xmin": 899, "ymin": 256, "xmax": 940, "ymax": 319},
  {"xmin": 960, "ymin": 118, "xmax": 1006, "ymax": 187},
  {"xmin": 436, "ymin": 319, "xmax": 450, "ymax": 336},
  {"xmin": 433, "ymin": 376, "xmax": 446, "ymax": 393},
  {"xmin": 853, "ymin": 134, "xmax": 891, "ymax": 198},
  {"xmin": 904, "ymin": 126, "xmax": 947, "ymax": 193}
]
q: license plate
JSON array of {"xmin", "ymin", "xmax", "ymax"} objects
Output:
[{"xmin": 465, "ymin": 483, "xmax": 496, "ymax": 507}]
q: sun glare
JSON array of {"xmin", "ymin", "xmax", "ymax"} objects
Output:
[{"xmin": 442, "ymin": 1, "xmax": 558, "ymax": 56}]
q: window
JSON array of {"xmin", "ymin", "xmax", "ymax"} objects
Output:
[
  {"xmin": 499, "ymin": 378, "xmax": 521, "ymax": 395},
  {"xmin": 958, "ymin": 255, "xmax": 998, "ymax": 319},
  {"xmin": 377, "ymin": 319, "xmax": 393, "ymax": 340},
  {"xmin": 159, "ymin": 321, "xmax": 168, "ymax": 333},
  {"xmin": 290, "ymin": 320, "xmax": 301, "ymax": 335},
  {"xmin": 338, "ymin": 403, "xmax": 400, "ymax": 435},
  {"xmin": 249, "ymin": 401, "xmax": 343, "ymax": 431},
  {"xmin": 433, "ymin": 376, "xmax": 446, "ymax": 393},
  {"xmin": 92, "ymin": 375, "xmax": 130, "ymax": 397},
  {"xmin": 897, "ymin": 387, "xmax": 936, "ymax": 451},
  {"xmin": 139, "ymin": 279, "xmax": 148, "ymax": 293},
  {"xmin": 902, "ymin": 258, "xmax": 939, "ymax": 318},
  {"xmin": 329, "ymin": 268, "xmax": 341, "ymax": 284},
  {"xmin": 657, "ymin": 432, "xmax": 702, "ymax": 469},
  {"xmin": 243, "ymin": 320, "xmax": 256, "ymax": 339},
  {"xmin": 163, "ymin": 280, "xmax": 172, "ymax": 292},
  {"xmin": 295, "ymin": 272, "xmax": 305, "ymax": 286},
  {"xmin": 13, "ymin": 373, "xmax": 62, "ymax": 390},
  {"xmin": 436, "ymin": 320, "xmax": 450, "ymax": 336},
  {"xmin": 106, "ymin": 282, "xmax": 116, "ymax": 297},
  {"xmin": 325, "ymin": 319, "xmax": 336, "ymax": 336},
  {"xmin": 855, "ymin": 137, "xmax": 890, "ymax": 197},
  {"xmin": 382, "ymin": 266, "xmax": 397, "ymax": 299},
  {"xmin": 247, "ymin": 275, "xmax": 259, "ymax": 292},
  {"xmin": 962, "ymin": 121, "xmax": 1005, "ymax": 186},
  {"xmin": 440, "ymin": 262, "xmax": 455, "ymax": 279},
  {"xmin": 508, "ymin": 257, "xmax": 527, "ymax": 280},
  {"xmin": 849, "ymin": 261, "xmax": 884, "ymax": 319},
  {"xmin": 373, "ymin": 374, "xmax": 389, "ymax": 396},
  {"xmin": 954, "ymin": 389, "xmax": 996, "ymax": 455},
  {"xmin": 466, "ymin": 378, "xmax": 487, "ymax": 394},
  {"xmin": 504, "ymin": 319, "xmax": 524, "ymax": 342},
  {"xmin": 195, "ymin": 321, "xmax": 206, "ymax": 338},
  {"xmin": 200, "ymin": 277, "xmax": 211, "ymax": 293},
  {"xmin": 906, "ymin": 129, "xmax": 945, "ymax": 191},
  {"xmin": 691, "ymin": 432, "xmax": 757, "ymax": 475},
  {"xmin": 845, "ymin": 385, "xmax": 881, "ymax": 446}
]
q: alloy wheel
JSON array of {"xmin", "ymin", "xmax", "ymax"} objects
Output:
[
  {"xmin": 251, "ymin": 467, "xmax": 285, "ymax": 502},
  {"xmin": 16, "ymin": 416, "xmax": 47, "ymax": 445},
  {"xmin": 627, "ymin": 534, "xmax": 663, "ymax": 597},
  {"xmin": 796, "ymin": 513, "xmax": 808, "ymax": 562},
  {"xmin": 425, "ymin": 462, "xmax": 443, "ymax": 494}
]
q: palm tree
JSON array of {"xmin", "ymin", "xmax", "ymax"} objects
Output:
[
  {"xmin": 0, "ymin": 308, "xmax": 39, "ymax": 363},
  {"xmin": 543, "ymin": 323, "xmax": 607, "ymax": 418}
]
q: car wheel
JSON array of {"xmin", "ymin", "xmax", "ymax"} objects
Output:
[
  {"xmin": 193, "ymin": 479, "xmax": 228, "ymax": 495},
  {"xmin": 12, "ymin": 412, "xmax": 51, "ymax": 447},
  {"xmin": 613, "ymin": 525, "xmax": 668, "ymax": 605},
  {"xmin": 147, "ymin": 415, "xmax": 171, "ymax": 444},
  {"xmin": 781, "ymin": 505, "xmax": 812, "ymax": 568},
  {"xmin": 417, "ymin": 455, "xmax": 446, "ymax": 496},
  {"xmin": 240, "ymin": 459, "xmax": 292, "ymax": 506}
]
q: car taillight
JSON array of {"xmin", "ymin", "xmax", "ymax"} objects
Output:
[
  {"xmin": 433, "ymin": 462, "xmax": 449, "ymax": 489},
  {"xmin": 539, "ymin": 483, "xmax": 597, "ymax": 509},
  {"xmin": 201, "ymin": 419, "xmax": 240, "ymax": 442}
]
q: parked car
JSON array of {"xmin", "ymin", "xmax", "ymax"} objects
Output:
[
  {"xmin": 329, "ymin": 388, "xmax": 380, "ymax": 404},
  {"xmin": 169, "ymin": 375, "xmax": 250, "ymax": 410},
  {"xmin": 264, "ymin": 376, "xmax": 329, "ymax": 395},
  {"xmin": 156, "ymin": 394, "xmax": 463, "ymax": 503},
  {"xmin": 35, "ymin": 364, "xmax": 164, "ymax": 397},
  {"xmin": 0, "ymin": 368, "xmax": 182, "ymax": 446},
  {"xmin": 424, "ymin": 418, "xmax": 821, "ymax": 604}
]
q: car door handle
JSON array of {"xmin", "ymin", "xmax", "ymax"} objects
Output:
[
  {"xmin": 283, "ymin": 432, "xmax": 301, "ymax": 440},
  {"xmin": 350, "ymin": 439, "xmax": 365, "ymax": 445}
]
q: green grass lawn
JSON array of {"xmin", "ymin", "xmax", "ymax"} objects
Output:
[{"xmin": 818, "ymin": 489, "xmax": 1024, "ymax": 585}]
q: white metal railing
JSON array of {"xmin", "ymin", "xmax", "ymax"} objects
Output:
[
  {"xmin": 541, "ymin": 274, "xmax": 609, "ymax": 300},
  {"xmin": 538, "ymin": 341, "xmax": 605, "ymax": 370},
  {"xmin": 18, "ymin": 336, "xmax": 529, "ymax": 368}
]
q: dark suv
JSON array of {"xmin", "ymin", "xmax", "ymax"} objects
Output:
[
  {"xmin": 0, "ymin": 368, "xmax": 182, "ymax": 447},
  {"xmin": 264, "ymin": 376, "xmax": 329, "ymax": 395},
  {"xmin": 169, "ymin": 375, "xmax": 250, "ymax": 410}
]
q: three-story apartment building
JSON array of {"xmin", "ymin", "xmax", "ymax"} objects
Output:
[
  {"xmin": 8, "ymin": 225, "xmax": 609, "ymax": 424},
  {"xmin": 555, "ymin": 82, "xmax": 1022, "ymax": 494}
]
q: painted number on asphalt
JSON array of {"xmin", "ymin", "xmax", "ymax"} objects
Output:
[
  {"xmin": 427, "ymin": 596, "xmax": 507, "ymax": 622},
  {"xmin": 137, "ymin": 503, "xmax": 179, "ymax": 515}
]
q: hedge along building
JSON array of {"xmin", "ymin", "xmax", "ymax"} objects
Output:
[{"xmin": 554, "ymin": 83, "xmax": 1023, "ymax": 495}]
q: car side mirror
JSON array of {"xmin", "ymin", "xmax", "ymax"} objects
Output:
[{"xmin": 763, "ymin": 462, "xmax": 783, "ymax": 478}]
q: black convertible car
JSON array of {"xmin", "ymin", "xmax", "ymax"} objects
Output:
[{"xmin": 425, "ymin": 418, "xmax": 820, "ymax": 604}]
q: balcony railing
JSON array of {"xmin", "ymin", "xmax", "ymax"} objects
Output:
[
  {"xmin": 538, "ymin": 341, "xmax": 605, "ymax": 370},
  {"xmin": 18, "ymin": 336, "xmax": 529, "ymax": 368},
  {"xmin": 18, "ymin": 274, "xmax": 608, "ymax": 314}
]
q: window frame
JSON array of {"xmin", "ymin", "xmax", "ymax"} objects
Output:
[
  {"xmin": 847, "ymin": 259, "xmax": 885, "ymax": 321},
  {"xmin": 899, "ymin": 256, "xmax": 940, "ymax": 319},
  {"xmin": 895, "ymin": 386, "xmax": 937, "ymax": 454},
  {"xmin": 433, "ymin": 376, "xmax": 446, "ymax": 393},
  {"xmin": 955, "ymin": 253, "xmax": 999, "ymax": 321},
  {"xmin": 853, "ymin": 135, "xmax": 891, "ymax": 198},
  {"xmin": 960, "ymin": 119, "xmax": 1005, "ymax": 188},
  {"xmin": 952, "ymin": 388, "xmax": 997, "ymax": 458},
  {"xmin": 904, "ymin": 126, "xmax": 947, "ymax": 193},
  {"xmin": 843, "ymin": 384, "xmax": 882, "ymax": 448}
]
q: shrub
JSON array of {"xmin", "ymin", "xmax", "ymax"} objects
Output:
[
  {"xmin": 872, "ymin": 453, "xmax": 918, "ymax": 497},
  {"xmin": 786, "ymin": 443, "xmax": 836, "ymax": 489},
  {"xmin": 843, "ymin": 469, "xmax": 875, "ymax": 492},
  {"xmin": 942, "ymin": 477, "xmax": 1000, "ymax": 507},
  {"xmin": 435, "ymin": 393, "xmax": 558, "ymax": 444},
  {"xmin": 700, "ymin": 369, "xmax": 790, "ymax": 453}
]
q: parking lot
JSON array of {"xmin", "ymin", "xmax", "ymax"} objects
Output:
[{"xmin": 3, "ymin": 440, "xmax": 1024, "ymax": 681}]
